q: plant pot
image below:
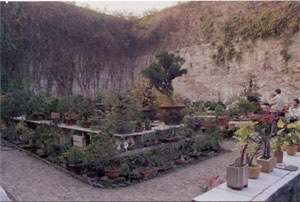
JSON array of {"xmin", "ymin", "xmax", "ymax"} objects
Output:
[
  {"xmin": 159, "ymin": 105, "xmax": 186, "ymax": 125},
  {"xmin": 65, "ymin": 118, "xmax": 76, "ymax": 125},
  {"xmin": 189, "ymin": 152, "xmax": 202, "ymax": 159},
  {"xmin": 81, "ymin": 120, "xmax": 92, "ymax": 128},
  {"xmin": 67, "ymin": 164, "xmax": 82, "ymax": 175},
  {"xmin": 248, "ymin": 164, "xmax": 261, "ymax": 179},
  {"xmin": 286, "ymin": 145, "xmax": 297, "ymax": 156},
  {"xmin": 142, "ymin": 109, "xmax": 157, "ymax": 121},
  {"xmin": 158, "ymin": 164, "xmax": 174, "ymax": 172},
  {"xmin": 200, "ymin": 151, "xmax": 215, "ymax": 157},
  {"xmin": 104, "ymin": 168, "xmax": 121, "ymax": 179},
  {"xmin": 274, "ymin": 150, "xmax": 283, "ymax": 163},
  {"xmin": 162, "ymin": 136, "xmax": 179, "ymax": 143},
  {"xmin": 226, "ymin": 164, "xmax": 248, "ymax": 189},
  {"xmin": 135, "ymin": 127, "xmax": 144, "ymax": 133},
  {"xmin": 51, "ymin": 112, "xmax": 60, "ymax": 120},
  {"xmin": 295, "ymin": 143, "xmax": 300, "ymax": 152},
  {"xmin": 175, "ymin": 158, "xmax": 193, "ymax": 165},
  {"xmin": 256, "ymin": 156, "xmax": 277, "ymax": 173},
  {"xmin": 86, "ymin": 170, "xmax": 97, "ymax": 178},
  {"xmin": 139, "ymin": 167, "xmax": 159, "ymax": 180}
]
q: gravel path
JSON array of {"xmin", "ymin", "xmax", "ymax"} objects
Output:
[{"xmin": 0, "ymin": 139, "xmax": 238, "ymax": 201}]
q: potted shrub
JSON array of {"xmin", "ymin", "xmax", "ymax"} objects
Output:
[
  {"xmin": 82, "ymin": 153, "xmax": 98, "ymax": 178},
  {"xmin": 255, "ymin": 113, "xmax": 277, "ymax": 173},
  {"xmin": 61, "ymin": 147, "xmax": 85, "ymax": 175},
  {"xmin": 277, "ymin": 120, "xmax": 300, "ymax": 156},
  {"xmin": 141, "ymin": 85, "xmax": 157, "ymax": 122},
  {"xmin": 142, "ymin": 51, "xmax": 188, "ymax": 125},
  {"xmin": 134, "ymin": 120, "xmax": 144, "ymax": 132},
  {"xmin": 24, "ymin": 92, "xmax": 52, "ymax": 120},
  {"xmin": 271, "ymin": 132, "xmax": 285, "ymax": 163},
  {"xmin": 247, "ymin": 142, "xmax": 262, "ymax": 179},
  {"xmin": 93, "ymin": 125, "xmax": 121, "ymax": 179},
  {"xmin": 227, "ymin": 123, "xmax": 258, "ymax": 189},
  {"xmin": 144, "ymin": 118, "xmax": 152, "ymax": 130},
  {"xmin": 112, "ymin": 94, "xmax": 135, "ymax": 134}
]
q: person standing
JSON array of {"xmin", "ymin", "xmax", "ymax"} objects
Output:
[
  {"xmin": 268, "ymin": 89, "xmax": 285, "ymax": 136},
  {"xmin": 288, "ymin": 98, "xmax": 300, "ymax": 123},
  {"xmin": 268, "ymin": 89, "xmax": 285, "ymax": 116}
]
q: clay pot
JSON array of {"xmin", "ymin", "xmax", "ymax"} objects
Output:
[
  {"xmin": 294, "ymin": 143, "xmax": 300, "ymax": 152},
  {"xmin": 274, "ymin": 150, "xmax": 283, "ymax": 163},
  {"xmin": 104, "ymin": 168, "xmax": 121, "ymax": 179},
  {"xmin": 286, "ymin": 145, "xmax": 297, "ymax": 156},
  {"xmin": 256, "ymin": 156, "xmax": 277, "ymax": 173},
  {"xmin": 51, "ymin": 112, "xmax": 60, "ymax": 120},
  {"xmin": 248, "ymin": 164, "xmax": 261, "ymax": 179}
]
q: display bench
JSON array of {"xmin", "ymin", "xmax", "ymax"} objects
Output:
[
  {"xmin": 24, "ymin": 120, "xmax": 184, "ymax": 149},
  {"xmin": 193, "ymin": 152, "xmax": 300, "ymax": 201},
  {"xmin": 24, "ymin": 120, "xmax": 101, "ymax": 148}
]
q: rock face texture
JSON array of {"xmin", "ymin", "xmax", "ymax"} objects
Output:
[
  {"xmin": 172, "ymin": 35, "xmax": 300, "ymax": 103},
  {"xmin": 1, "ymin": 1, "xmax": 299, "ymax": 102}
]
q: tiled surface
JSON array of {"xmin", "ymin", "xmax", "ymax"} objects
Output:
[{"xmin": 193, "ymin": 152, "xmax": 300, "ymax": 201}]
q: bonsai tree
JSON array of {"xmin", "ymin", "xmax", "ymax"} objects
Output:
[
  {"xmin": 253, "ymin": 113, "xmax": 276, "ymax": 159},
  {"xmin": 277, "ymin": 120, "xmax": 300, "ymax": 146},
  {"xmin": 142, "ymin": 51, "xmax": 187, "ymax": 105},
  {"xmin": 24, "ymin": 92, "xmax": 52, "ymax": 116},
  {"xmin": 237, "ymin": 98, "xmax": 256, "ymax": 117},
  {"xmin": 234, "ymin": 123, "xmax": 256, "ymax": 167}
]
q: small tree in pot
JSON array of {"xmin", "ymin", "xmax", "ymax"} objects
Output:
[
  {"xmin": 277, "ymin": 120, "xmax": 300, "ymax": 156},
  {"xmin": 227, "ymin": 123, "xmax": 256, "ymax": 189},
  {"xmin": 142, "ymin": 51, "xmax": 188, "ymax": 125},
  {"xmin": 254, "ymin": 113, "xmax": 277, "ymax": 173}
]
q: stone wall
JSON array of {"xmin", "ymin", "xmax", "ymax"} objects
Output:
[
  {"xmin": 266, "ymin": 173, "xmax": 299, "ymax": 202},
  {"xmin": 134, "ymin": 33, "xmax": 300, "ymax": 104}
]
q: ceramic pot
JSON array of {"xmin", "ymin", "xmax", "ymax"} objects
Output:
[
  {"xmin": 286, "ymin": 145, "xmax": 297, "ymax": 156},
  {"xmin": 274, "ymin": 150, "xmax": 283, "ymax": 163},
  {"xmin": 256, "ymin": 156, "xmax": 277, "ymax": 173},
  {"xmin": 226, "ymin": 164, "xmax": 248, "ymax": 189},
  {"xmin": 248, "ymin": 164, "xmax": 261, "ymax": 179}
]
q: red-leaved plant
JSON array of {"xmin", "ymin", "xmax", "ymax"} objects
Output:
[{"xmin": 200, "ymin": 175, "xmax": 225, "ymax": 193}]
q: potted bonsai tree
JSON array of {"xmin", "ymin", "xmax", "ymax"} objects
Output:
[
  {"xmin": 247, "ymin": 142, "xmax": 262, "ymax": 179},
  {"xmin": 227, "ymin": 123, "xmax": 255, "ymax": 189},
  {"xmin": 271, "ymin": 131, "xmax": 285, "ymax": 163},
  {"xmin": 142, "ymin": 51, "xmax": 188, "ymax": 125},
  {"xmin": 111, "ymin": 93, "xmax": 136, "ymax": 134},
  {"xmin": 24, "ymin": 92, "xmax": 52, "ymax": 120},
  {"xmin": 61, "ymin": 146, "xmax": 85, "ymax": 175},
  {"xmin": 277, "ymin": 120, "xmax": 300, "ymax": 156},
  {"xmin": 255, "ymin": 113, "xmax": 277, "ymax": 173}
]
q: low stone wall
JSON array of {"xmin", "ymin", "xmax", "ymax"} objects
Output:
[{"xmin": 266, "ymin": 173, "xmax": 299, "ymax": 202}]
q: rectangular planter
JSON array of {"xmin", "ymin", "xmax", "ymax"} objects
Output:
[
  {"xmin": 226, "ymin": 165, "xmax": 248, "ymax": 190},
  {"xmin": 140, "ymin": 167, "xmax": 159, "ymax": 180},
  {"xmin": 256, "ymin": 156, "xmax": 277, "ymax": 173}
]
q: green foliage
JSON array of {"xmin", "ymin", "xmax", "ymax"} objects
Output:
[
  {"xmin": 203, "ymin": 101, "xmax": 217, "ymax": 110},
  {"xmin": 1, "ymin": 89, "xmax": 31, "ymax": 121},
  {"xmin": 142, "ymin": 51, "xmax": 187, "ymax": 104},
  {"xmin": 237, "ymin": 98, "xmax": 257, "ymax": 116},
  {"xmin": 34, "ymin": 125, "xmax": 63, "ymax": 156},
  {"xmin": 277, "ymin": 120, "xmax": 300, "ymax": 145},
  {"xmin": 23, "ymin": 92, "xmax": 52, "ymax": 115},
  {"xmin": 82, "ymin": 153, "xmax": 97, "ymax": 171},
  {"xmin": 62, "ymin": 147, "xmax": 85, "ymax": 165}
]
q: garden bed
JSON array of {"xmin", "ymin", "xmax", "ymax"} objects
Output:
[{"xmin": 1, "ymin": 138, "xmax": 228, "ymax": 188}]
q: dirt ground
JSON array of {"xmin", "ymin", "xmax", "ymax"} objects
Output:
[{"xmin": 0, "ymin": 139, "xmax": 238, "ymax": 201}]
